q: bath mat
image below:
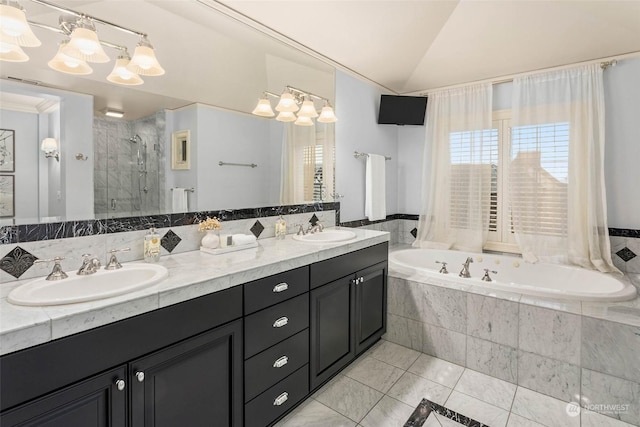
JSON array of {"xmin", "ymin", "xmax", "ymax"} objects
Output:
[{"xmin": 404, "ymin": 398, "xmax": 489, "ymax": 427}]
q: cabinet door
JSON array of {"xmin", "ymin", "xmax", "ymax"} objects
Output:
[
  {"xmin": 130, "ymin": 319, "xmax": 243, "ymax": 427},
  {"xmin": 310, "ymin": 277, "xmax": 355, "ymax": 390},
  {"xmin": 355, "ymin": 262, "xmax": 387, "ymax": 355},
  {"xmin": 0, "ymin": 366, "xmax": 126, "ymax": 427}
]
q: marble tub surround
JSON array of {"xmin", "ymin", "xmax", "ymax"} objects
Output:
[
  {"xmin": 0, "ymin": 227, "xmax": 388, "ymax": 356},
  {"xmin": 386, "ymin": 245, "xmax": 640, "ymax": 425},
  {"xmin": 0, "ymin": 209, "xmax": 338, "ymax": 283}
]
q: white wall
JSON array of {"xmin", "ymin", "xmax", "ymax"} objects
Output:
[
  {"xmin": 0, "ymin": 109, "xmax": 39, "ymax": 220},
  {"xmin": 396, "ymin": 126, "xmax": 426, "ymax": 215},
  {"xmin": 335, "ymin": 71, "xmax": 398, "ymax": 222}
]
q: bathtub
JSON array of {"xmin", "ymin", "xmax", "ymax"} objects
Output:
[{"xmin": 389, "ymin": 248, "xmax": 637, "ymax": 302}]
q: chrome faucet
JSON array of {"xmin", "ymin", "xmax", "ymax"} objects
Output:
[
  {"xmin": 105, "ymin": 248, "xmax": 131, "ymax": 270},
  {"xmin": 435, "ymin": 261, "xmax": 449, "ymax": 274},
  {"xmin": 481, "ymin": 269, "xmax": 498, "ymax": 282},
  {"xmin": 294, "ymin": 223, "xmax": 306, "ymax": 235},
  {"xmin": 307, "ymin": 222, "xmax": 324, "ymax": 234},
  {"xmin": 34, "ymin": 256, "xmax": 68, "ymax": 281},
  {"xmin": 459, "ymin": 257, "xmax": 474, "ymax": 278},
  {"xmin": 77, "ymin": 254, "xmax": 101, "ymax": 275}
]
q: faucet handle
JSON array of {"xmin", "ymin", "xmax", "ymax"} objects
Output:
[
  {"xmin": 106, "ymin": 248, "xmax": 131, "ymax": 270},
  {"xmin": 34, "ymin": 257, "xmax": 68, "ymax": 281},
  {"xmin": 481, "ymin": 268, "xmax": 498, "ymax": 282},
  {"xmin": 294, "ymin": 224, "xmax": 306, "ymax": 235},
  {"xmin": 435, "ymin": 260, "xmax": 448, "ymax": 274}
]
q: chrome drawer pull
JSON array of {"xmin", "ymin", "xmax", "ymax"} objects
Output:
[
  {"xmin": 273, "ymin": 356, "xmax": 289, "ymax": 368},
  {"xmin": 273, "ymin": 392, "xmax": 289, "ymax": 406},
  {"xmin": 115, "ymin": 379, "xmax": 125, "ymax": 391},
  {"xmin": 273, "ymin": 316, "xmax": 289, "ymax": 328},
  {"xmin": 273, "ymin": 282, "xmax": 289, "ymax": 293}
]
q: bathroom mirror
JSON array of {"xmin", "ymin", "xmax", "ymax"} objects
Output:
[{"xmin": 0, "ymin": 0, "xmax": 335, "ymax": 225}]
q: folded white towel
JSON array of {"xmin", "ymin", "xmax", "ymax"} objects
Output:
[
  {"xmin": 365, "ymin": 154, "xmax": 386, "ymax": 221},
  {"xmin": 172, "ymin": 188, "xmax": 188, "ymax": 213},
  {"xmin": 232, "ymin": 234, "xmax": 257, "ymax": 246}
]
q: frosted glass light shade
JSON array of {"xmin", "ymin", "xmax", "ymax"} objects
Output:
[
  {"xmin": 317, "ymin": 106, "xmax": 338, "ymax": 123},
  {"xmin": 127, "ymin": 44, "xmax": 164, "ymax": 76},
  {"xmin": 297, "ymin": 100, "xmax": 319, "ymax": 118},
  {"xmin": 63, "ymin": 27, "xmax": 110, "ymax": 63},
  {"xmin": 0, "ymin": 41, "xmax": 28, "ymax": 62},
  {"xmin": 107, "ymin": 57, "xmax": 143, "ymax": 85},
  {"xmin": 276, "ymin": 111, "xmax": 296, "ymax": 122},
  {"xmin": 0, "ymin": 4, "xmax": 41, "ymax": 47},
  {"xmin": 294, "ymin": 115, "xmax": 314, "ymax": 126},
  {"xmin": 275, "ymin": 92, "xmax": 299, "ymax": 112},
  {"xmin": 252, "ymin": 98, "xmax": 275, "ymax": 117},
  {"xmin": 40, "ymin": 138, "xmax": 58, "ymax": 153},
  {"xmin": 48, "ymin": 42, "xmax": 92, "ymax": 74}
]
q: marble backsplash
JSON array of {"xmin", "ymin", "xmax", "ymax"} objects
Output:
[{"xmin": 0, "ymin": 203, "xmax": 339, "ymax": 284}]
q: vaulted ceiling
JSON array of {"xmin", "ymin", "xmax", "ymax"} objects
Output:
[{"xmin": 220, "ymin": 0, "xmax": 640, "ymax": 93}]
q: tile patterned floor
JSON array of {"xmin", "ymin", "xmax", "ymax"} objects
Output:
[{"xmin": 274, "ymin": 340, "xmax": 637, "ymax": 427}]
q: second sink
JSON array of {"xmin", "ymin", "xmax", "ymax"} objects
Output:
[{"xmin": 292, "ymin": 229, "xmax": 356, "ymax": 243}]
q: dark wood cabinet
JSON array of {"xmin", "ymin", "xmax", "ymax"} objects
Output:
[
  {"xmin": 130, "ymin": 319, "xmax": 243, "ymax": 427},
  {"xmin": 309, "ymin": 243, "xmax": 388, "ymax": 391},
  {"xmin": 0, "ymin": 366, "xmax": 127, "ymax": 427}
]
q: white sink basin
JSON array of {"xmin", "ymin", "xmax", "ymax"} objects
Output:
[
  {"xmin": 8, "ymin": 264, "xmax": 168, "ymax": 306},
  {"xmin": 292, "ymin": 229, "xmax": 357, "ymax": 243}
]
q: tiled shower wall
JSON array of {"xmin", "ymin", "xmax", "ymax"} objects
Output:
[{"xmin": 93, "ymin": 111, "xmax": 166, "ymax": 218}]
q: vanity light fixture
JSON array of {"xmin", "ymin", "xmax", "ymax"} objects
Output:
[
  {"xmin": 252, "ymin": 85, "xmax": 338, "ymax": 126},
  {"xmin": 41, "ymin": 137, "xmax": 59, "ymax": 161},
  {"xmin": 0, "ymin": 0, "xmax": 165, "ymax": 86},
  {"xmin": 102, "ymin": 108, "xmax": 124, "ymax": 118}
]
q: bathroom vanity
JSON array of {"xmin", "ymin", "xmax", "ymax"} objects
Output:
[{"xmin": 0, "ymin": 233, "xmax": 388, "ymax": 427}]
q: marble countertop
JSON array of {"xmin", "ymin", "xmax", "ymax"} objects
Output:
[{"xmin": 0, "ymin": 228, "xmax": 389, "ymax": 356}]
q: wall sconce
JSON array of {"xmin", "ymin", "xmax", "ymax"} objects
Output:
[{"xmin": 41, "ymin": 137, "xmax": 59, "ymax": 161}]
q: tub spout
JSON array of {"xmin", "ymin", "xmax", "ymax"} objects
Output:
[{"xmin": 459, "ymin": 257, "xmax": 473, "ymax": 278}]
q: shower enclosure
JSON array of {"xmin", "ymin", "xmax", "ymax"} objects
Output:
[{"xmin": 93, "ymin": 111, "xmax": 166, "ymax": 218}]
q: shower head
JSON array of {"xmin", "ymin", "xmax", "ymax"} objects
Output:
[{"xmin": 129, "ymin": 135, "xmax": 141, "ymax": 143}]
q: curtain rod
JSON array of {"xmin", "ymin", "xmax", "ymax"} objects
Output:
[{"xmin": 414, "ymin": 51, "xmax": 640, "ymax": 96}]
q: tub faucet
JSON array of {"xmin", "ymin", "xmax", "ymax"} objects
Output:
[
  {"xmin": 481, "ymin": 269, "xmax": 498, "ymax": 282},
  {"xmin": 459, "ymin": 257, "xmax": 473, "ymax": 278},
  {"xmin": 435, "ymin": 261, "xmax": 449, "ymax": 274},
  {"xmin": 78, "ymin": 254, "xmax": 101, "ymax": 275}
]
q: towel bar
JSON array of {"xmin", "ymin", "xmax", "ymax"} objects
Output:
[
  {"xmin": 219, "ymin": 161, "xmax": 258, "ymax": 168},
  {"xmin": 171, "ymin": 188, "xmax": 195, "ymax": 192},
  {"xmin": 353, "ymin": 151, "xmax": 391, "ymax": 160}
]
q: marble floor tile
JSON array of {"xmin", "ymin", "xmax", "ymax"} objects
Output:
[
  {"xmin": 315, "ymin": 374, "xmax": 384, "ymax": 423},
  {"xmin": 444, "ymin": 390, "xmax": 510, "ymax": 427},
  {"xmin": 343, "ymin": 356, "xmax": 405, "ymax": 393},
  {"xmin": 511, "ymin": 387, "xmax": 579, "ymax": 427},
  {"xmin": 466, "ymin": 336, "xmax": 517, "ymax": 383},
  {"xmin": 360, "ymin": 395, "xmax": 414, "ymax": 427},
  {"xmin": 407, "ymin": 353, "xmax": 465, "ymax": 388},
  {"xmin": 581, "ymin": 408, "xmax": 638, "ymax": 427},
  {"xmin": 423, "ymin": 412, "xmax": 466, "ymax": 427},
  {"xmin": 422, "ymin": 323, "xmax": 467, "ymax": 366},
  {"xmin": 368, "ymin": 339, "xmax": 421, "ymax": 370},
  {"xmin": 274, "ymin": 399, "xmax": 357, "ymax": 427},
  {"xmin": 454, "ymin": 369, "xmax": 517, "ymax": 410},
  {"xmin": 581, "ymin": 368, "xmax": 640, "ymax": 425},
  {"xmin": 387, "ymin": 371, "xmax": 452, "ymax": 408},
  {"xmin": 517, "ymin": 350, "xmax": 580, "ymax": 403},
  {"xmin": 506, "ymin": 413, "xmax": 546, "ymax": 427}
]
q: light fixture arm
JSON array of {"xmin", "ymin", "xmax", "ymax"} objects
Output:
[
  {"xmin": 28, "ymin": 0, "xmax": 147, "ymax": 38},
  {"xmin": 28, "ymin": 20, "xmax": 129, "ymax": 52}
]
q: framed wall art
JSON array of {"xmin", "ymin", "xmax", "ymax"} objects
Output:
[
  {"xmin": 0, "ymin": 129, "xmax": 15, "ymax": 172},
  {"xmin": 171, "ymin": 130, "xmax": 191, "ymax": 170},
  {"xmin": 0, "ymin": 175, "xmax": 15, "ymax": 218}
]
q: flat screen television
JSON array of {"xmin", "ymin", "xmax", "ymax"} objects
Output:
[{"xmin": 377, "ymin": 95, "xmax": 427, "ymax": 126}]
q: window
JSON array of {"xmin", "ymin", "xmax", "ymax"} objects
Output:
[{"xmin": 453, "ymin": 110, "xmax": 571, "ymax": 253}]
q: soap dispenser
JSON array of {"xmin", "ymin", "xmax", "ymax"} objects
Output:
[
  {"xmin": 275, "ymin": 215, "xmax": 287, "ymax": 240},
  {"xmin": 144, "ymin": 228, "xmax": 161, "ymax": 262}
]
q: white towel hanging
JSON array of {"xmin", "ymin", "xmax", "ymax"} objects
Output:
[
  {"xmin": 365, "ymin": 154, "xmax": 386, "ymax": 221},
  {"xmin": 172, "ymin": 188, "xmax": 189, "ymax": 213}
]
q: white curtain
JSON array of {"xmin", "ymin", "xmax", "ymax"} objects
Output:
[
  {"xmin": 510, "ymin": 64, "xmax": 618, "ymax": 273},
  {"xmin": 280, "ymin": 123, "xmax": 334, "ymax": 205},
  {"xmin": 414, "ymin": 83, "xmax": 493, "ymax": 252}
]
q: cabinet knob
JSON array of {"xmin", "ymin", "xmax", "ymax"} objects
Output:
[
  {"xmin": 115, "ymin": 379, "xmax": 126, "ymax": 391},
  {"xmin": 136, "ymin": 371, "xmax": 145, "ymax": 382},
  {"xmin": 273, "ymin": 355, "xmax": 289, "ymax": 368},
  {"xmin": 272, "ymin": 316, "xmax": 289, "ymax": 328},
  {"xmin": 272, "ymin": 282, "xmax": 289, "ymax": 293},
  {"xmin": 273, "ymin": 391, "xmax": 289, "ymax": 406}
]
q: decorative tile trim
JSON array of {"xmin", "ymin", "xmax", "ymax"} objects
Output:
[
  {"xmin": 0, "ymin": 202, "xmax": 340, "ymax": 244},
  {"xmin": 250, "ymin": 220, "xmax": 265, "ymax": 238},
  {"xmin": 616, "ymin": 247, "xmax": 637, "ymax": 262},
  {"xmin": 340, "ymin": 213, "xmax": 419, "ymax": 228},
  {"xmin": 609, "ymin": 228, "xmax": 640, "ymax": 238},
  {"xmin": 0, "ymin": 246, "xmax": 38, "ymax": 279},
  {"xmin": 404, "ymin": 398, "xmax": 487, "ymax": 427},
  {"xmin": 160, "ymin": 230, "xmax": 181, "ymax": 253}
]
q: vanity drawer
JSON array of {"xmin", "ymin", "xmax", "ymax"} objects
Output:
[
  {"xmin": 244, "ymin": 365, "xmax": 309, "ymax": 427},
  {"xmin": 244, "ymin": 266, "xmax": 309, "ymax": 315},
  {"xmin": 244, "ymin": 329, "xmax": 309, "ymax": 402},
  {"xmin": 244, "ymin": 293, "xmax": 309, "ymax": 358}
]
